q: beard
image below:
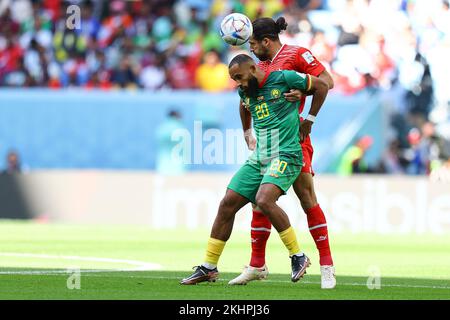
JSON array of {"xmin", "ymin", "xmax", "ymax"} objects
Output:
[
  {"xmin": 253, "ymin": 47, "xmax": 270, "ymax": 62},
  {"xmin": 242, "ymin": 76, "xmax": 259, "ymax": 98}
]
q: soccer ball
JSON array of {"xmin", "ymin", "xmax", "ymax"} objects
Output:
[{"xmin": 220, "ymin": 13, "xmax": 253, "ymax": 46}]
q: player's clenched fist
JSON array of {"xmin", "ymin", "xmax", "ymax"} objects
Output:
[{"xmin": 299, "ymin": 120, "xmax": 313, "ymax": 143}]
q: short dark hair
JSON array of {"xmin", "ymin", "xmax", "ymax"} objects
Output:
[
  {"xmin": 228, "ymin": 54, "xmax": 254, "ymax": 68},
  {"xmin": 252, "ymin": 17, "xmax": 288, "ymax": 41}
]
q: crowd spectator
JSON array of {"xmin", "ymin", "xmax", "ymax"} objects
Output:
[
  {"xmin": 195, "ymin": 49, "xmax": 230, "ymax": 92},
  {"xmin": 380, "ymin": 139, "xmax": 408, "ymax": 174},
  {"xmin": 2, "ymin": 150, "xmax": 21, "ymax": 174},
  {"xmin": 0, "ymin": 0, "xmax": 448, "ymax": 96},
  {"xmin": 0, "ymin": 0, "xmax": 449, "ymax": 175},
  {"xmin": 337, "ymin": 135, "xmax": 374, "ymax": 175}
]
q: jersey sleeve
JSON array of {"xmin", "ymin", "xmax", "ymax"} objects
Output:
[
  {"xmin": 295, "ymin": 47, "xmax": 325, "ymax": 76},
  {"xmin": 282, "ymin": 70, "xmax": 312, "ymax": 92}
]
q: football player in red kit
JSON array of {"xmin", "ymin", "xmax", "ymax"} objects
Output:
[{"xmin": 228, "ymin": 17, "xmax": 336, "ymax": 289}]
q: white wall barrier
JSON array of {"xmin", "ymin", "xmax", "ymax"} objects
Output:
[{"xmin": 1, "ymin": 171, "xmax": 449, "ymax": 234}]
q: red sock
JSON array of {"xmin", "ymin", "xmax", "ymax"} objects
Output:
[
  {"xmin": 306, "ymin": 204, "xmax": 334, "ymax": 266},
  {"xmin": 249, "ymin": 210, "xmax": 272, "ymax": 268}
]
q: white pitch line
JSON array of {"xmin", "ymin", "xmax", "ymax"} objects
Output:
[
  {"xmin": 1, "ymin": 253, "xmax": 448, "ymax": 291},
  {"xmin": 0, "ymin": 252, "xmax": 162, "ymax": 273}
]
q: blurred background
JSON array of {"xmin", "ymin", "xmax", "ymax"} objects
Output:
[{"xmin": 0, "ymin": 0, "xmax": 449, "ymax": 234}]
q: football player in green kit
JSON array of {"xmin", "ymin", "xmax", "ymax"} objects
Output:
[{"xmin": 181, "ymin": 54, "xmax": 329, "ymax": 285}]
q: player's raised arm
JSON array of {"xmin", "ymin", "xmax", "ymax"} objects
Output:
[
  {"xmin": 283, "ymin": 70, "xmax": 329, "ymax": 142},
  {"xmin": 299, "ymin": 74, "xmax": 328, "ymax": 142},
  {"xmin": 284, "ymin": 69, "xmax": 333, "ymax": 102},
  {"xmin": 302, "ymin": 74, "xmax": 328, "ymax": 117},
  {"xmin": 229, "ymin": 54, "xmax": 265, "ymax": 152},
  {"xmin": 318, "ymin": 69, "xmax": 334, "ymax": 90},
  {"xmin": 284, "ymin": 48, "xmax": 334, "ymax": 102}
]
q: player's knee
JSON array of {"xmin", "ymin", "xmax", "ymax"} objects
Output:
[
  {"xmin": 297, "ymin": 185, "xmax": 317, "ymax": 209},
  {"xmin": 298, "ymin": 187, "xmax": 312, "ymax": 203},
  {"xmin": 219, "ymin": 196, "xmax": 233, "ymax": 213},
  {"xmin": 255, "ymin": 194, "xmax": 272, "ymax": 215}
]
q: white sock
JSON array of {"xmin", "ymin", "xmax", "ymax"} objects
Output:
[
  {"xmin": 202, "ymin": 262, "xmax": 216, "ymax": 270},
  {"xmin": 293, "ymin": 252, "xmax": 304, "ymax": 257}
]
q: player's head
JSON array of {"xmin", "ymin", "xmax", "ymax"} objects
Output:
[
  {"xmin": 228, "ymin": 54, "xmax": 259, "ymax": 97},
  {"xmin": 249, "ymin": 17, "xmax": 288, "ymax": 61}
]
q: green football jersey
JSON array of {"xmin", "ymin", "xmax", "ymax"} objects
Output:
[{"xmin": 239, "ymin": 70, "xmax": 312, "ymax": 164}]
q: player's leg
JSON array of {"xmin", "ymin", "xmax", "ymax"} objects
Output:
[
  {"xmin": 249, "ymin": 204, "xmax": 271, "ymax": 269},
  {"xmin": 228, "ymin": 202, "xmax": 271, "ymax": 285},
  {"xmin": 255, "ymin": 183, "xmax": 310, "ymax": 282},
  {"xmin": 294, "ymin": 172, "xmax": 333, "ymax": 264},
  {"xmin": 181, "ymin": 162, "xmax": 260, "ymax": 285},
  {"xmin": 206, "ymin": 188, "xmax": 250, "ymax": 264},
  {"xmin": 255, "ymin": 183, "xmax": 292, "ymax": 231},
  {"xmin": 293, "ymin": 136, "xmax": 335, "ymax": 288},
  {"xmin": 257, "ymin": 157, "xmax": 311, "ymax": 282},
  {"xmin": 209, "ymin": 189, "xmax": 249, "ymax": 241},
  {"xmin": 293, "ymin": 173, "xmax": 335, "ymax": 288},
  {"xmin": 180, "ymin": 189, "xmax": 249, "ymax": 285}
]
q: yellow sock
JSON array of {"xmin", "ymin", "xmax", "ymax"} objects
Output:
[
  {"xmin": 204, "ymin": 238, "xmax": 226, "ymax": 267},
  {"xmin": 279, "ymin": 226, "xmax": 300, "ymax": 256}
]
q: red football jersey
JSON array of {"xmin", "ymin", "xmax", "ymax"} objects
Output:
[{"xmin": 258, "ymin": 44, "xmax": 325, "ymax": 114}]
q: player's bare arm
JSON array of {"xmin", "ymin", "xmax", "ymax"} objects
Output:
[
  {"xmin": 239, "ymin": 99, "xmax": 256, "ymax": 150},
  {"xmin": 284, "ymin": 69, "xmax": 334, "ymax": 102},
  {"xmin": 299, "ymin": 75, "xmax": 329, "ymax": 142},
  {"xmin": 319, "ymin": 69, "xmax": 334, "ymax": 89}
]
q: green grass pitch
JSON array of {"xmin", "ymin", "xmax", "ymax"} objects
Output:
[{"xmin": 0, "ymin": 220, "xmax": 449, "ymax": 300}]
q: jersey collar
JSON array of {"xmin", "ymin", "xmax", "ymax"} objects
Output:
[
  {"xmin": 269, "ymin": 44, "xmax": 286, "ymax": 63},
  {"xmin": 258, "ymin": 71, "xmax": 271, "ymax": 88}
]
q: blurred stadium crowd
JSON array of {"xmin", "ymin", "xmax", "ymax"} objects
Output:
[{"xmin": 0, "ymin": 0, "xmax": 449, "ymax": 175}]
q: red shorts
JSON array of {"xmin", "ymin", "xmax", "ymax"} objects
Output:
[{"xmin": 301, "ymin": 134, "xmax": 314, "ymax": 176}]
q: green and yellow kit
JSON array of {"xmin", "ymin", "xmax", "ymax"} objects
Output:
[{"xmin": 228, "ymin": 70, "xmax": 312, "ymax": 203}]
